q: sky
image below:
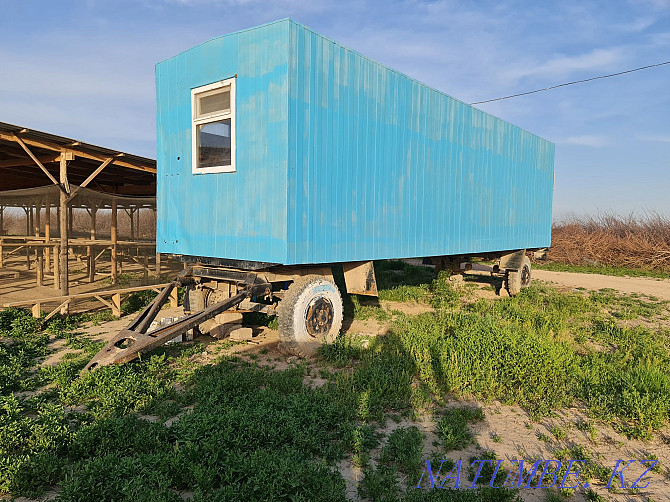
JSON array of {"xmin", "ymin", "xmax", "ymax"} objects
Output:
[{"xmin": 0, "ymin": 0, "xmax": 668, "ymax": 218}]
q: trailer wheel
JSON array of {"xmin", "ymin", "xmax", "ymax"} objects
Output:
[
  {"xmin": 505, "ymin": 255, "xmax": 532, "ymax": 296},
  {"xmin": 278, "ymin": 275, "xmax": 343, "ymax": 357},
  {"xmin": 183, "ymin": 285, "xmax": 216, "ymax": 333}
]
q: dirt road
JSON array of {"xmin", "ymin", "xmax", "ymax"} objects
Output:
[{"xmin": 532, "ymin": 269, "xmax": 670, "ymax": 300}]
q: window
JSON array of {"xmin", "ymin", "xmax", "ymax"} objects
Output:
[{"xmin": 191, "ymin": 78, "xmax": 235, "ymax": 173}]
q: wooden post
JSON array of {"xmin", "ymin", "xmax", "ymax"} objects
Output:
[
  {"xmin": 59, "ymin": 152, "xmax": 70, "ymax": 299},
  {"xmin": 112, "ymin": 293, "xmax": 121, "ymax": 317},
  {"xmin": 34, "ymin": 204, "xmax": 40, "ymax": 237},
  {"xmin": 170, "ymin": 287, "xmax": 178, "ymax": 309},
  {"xmin": 24, "ymin": 207, "xmax": 30, "ymax": 235},
  {"xmin": 111, "ymin": 199, "xmax": 118, "ymax": 284},
  {"xmin": 44, "ymin": 201, "xmax": 51, "ymax": 272},
  {"xmin": 53, "ymin": 244, "xmax": 60, "ymax": 290},
  {"xmin": 29, "ymin": 205, "xmax": 34, "ymax": 237},
  {"xmin": 155, "ymin": 252, "xmax": 161, "ymax": 278},
  {"xmin": 136, "ymin": 208, "xmax": 141, "ymax": 240},
  {"xmin": 90, "ymin": 205, "xmax": 97, "ymax": 240},
  {"xmin": 129, "ymin": 208, "xmax": 135, "ymax": 241},
  {"xmin": 35, "ymin": 204, "xmax": 43, "ymax": 286},
  {"xmin": 0, "ymin": 205, "xmax": 4, "ymax": 236},
  {"xmin": 88, "ymin": 244, "xmax": 95, "ymax": 283}
]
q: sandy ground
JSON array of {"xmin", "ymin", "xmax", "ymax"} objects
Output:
[{"xmin": 533, "ymin": 269, "xmax": 670, "ymax": 300}]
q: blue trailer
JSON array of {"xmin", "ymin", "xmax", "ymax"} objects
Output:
[{"xmin": 85, "ymin": 19, "xmax": 554, "ymax": 369}]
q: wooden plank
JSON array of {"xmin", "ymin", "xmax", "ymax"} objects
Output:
[
  {"xmin": 126, "ymin": 253, "xmax": 151, "ymax": 273},
  {"xmin": 95, "ymin": 247, "xmax": 109, "ymax": 261},
  {"xmin": 93, "ymin": 295, "xmax": 114, "ymax": 310},
  {"xmin": 2, "ymin": 283, "xmax": 170, "ymax": 307},
  {"xmin": 11, "ymin": 134, "xmax": 66, "ymax": 190},
  {"xmin": 0, "ymin": 132, "xmax": 156, "ymax": 174},
  {"xmin": 66, "ymin": 158, "xmax": 114, "ymax": 203},
  {"xmin": 0, "ymin": 155, "xmax": 60, "ymax": 168},
  {"xmin": 43, "ymin": 300, "xmax": 72, "ymax": 322},
  {"xmin": 111, "ymin": 293, "xmax": 121, "ymax": 317}
]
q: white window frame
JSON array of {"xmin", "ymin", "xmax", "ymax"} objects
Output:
[{"xmin": 191, "ymin": 78, "xmax": 236, "ymax": 174}]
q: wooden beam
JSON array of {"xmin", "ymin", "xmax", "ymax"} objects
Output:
[
  {"xmin": 59, "ymin": 152, "xmax": 69, "ymax": 299},
  {"xmin": 0, "ymin": 132, "xmax": 156, "ymax": 173},
  {"xmin": 0, "ymin": 154, "xmax": 60, "ymax": 168},
  {"xmin": 66, "ymin": 157, "xmax": 114, "ymax": 203},
  {"xmin": 35, "ymin": 204, "xmax": 43, "ymax": 287},
  {"xmin": 111, "ymin": 198, "xmax": 118, "ymax": 284},
  {"xmin": 90, "ymin": 206, "xmax": 97, "ymax": 240},
  {"xmin": 11, "ymin": 133, "xmax": 66, "ymax": 190},
  {"xmin": 44, "ymin": 201, "xmax": 51, "ymax": 273}
]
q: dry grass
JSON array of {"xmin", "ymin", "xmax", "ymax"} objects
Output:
[{"xmin": 549, "ymin": 212, "xmax": 670, "ymax": 272}]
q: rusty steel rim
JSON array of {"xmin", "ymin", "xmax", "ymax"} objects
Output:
[
  {"xmin": 521, "ymin": 265, "xmax": 531, "ymax": 287},
  {"xmin": 305, "ymin": 296, "xmax": 334, "ymax": 336}
]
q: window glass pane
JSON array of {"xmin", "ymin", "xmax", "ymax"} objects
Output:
[
  {"xmin": 198, "ymin": 90, "xmax": 230, "ymax": 116},
  {"xmin": 198, "ymin": 119, "xmax": 231, "ymax": 168}
]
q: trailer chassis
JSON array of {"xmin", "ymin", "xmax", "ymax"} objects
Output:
[
  {"xmin": 84, "ymin": 249, "xmax": 537, "ymax": 371},
  {"xmin": 82, "ymin": 268, "xmax": 271, "ymax": 372}
]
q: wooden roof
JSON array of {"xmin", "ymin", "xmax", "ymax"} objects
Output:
[{"xmin": 0, "ymin": 121, "xmax": 156, "ymax": 195}]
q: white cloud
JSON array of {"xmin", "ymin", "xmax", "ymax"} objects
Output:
[
  {"xmin": 562, "ymin": 135, "xmax": 609, "ymax": 147},
  {"xmin": 615, "ymin": 16, "xmax": 657, "ymax": 32},
  {"xmin": 502, "ymin": 48, "xmax": 624, "ymax": 83}
]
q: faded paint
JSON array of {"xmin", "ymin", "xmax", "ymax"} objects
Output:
[{"xmin": 157, "ymin": 19, "xmax": 554, "ymax": 266}]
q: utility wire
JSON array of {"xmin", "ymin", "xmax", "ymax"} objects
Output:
[{"xmin": 470, "ymin": 60, "xmax": 670, "ymax": 105}]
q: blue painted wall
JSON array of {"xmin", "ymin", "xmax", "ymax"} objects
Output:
[
  {"xmin": 157, "ymin": 19, "xmax": 554, "ymax": 266},
  {"xmin": 156, "ymin": 20, "xmax": 290, "ymax": 263}
]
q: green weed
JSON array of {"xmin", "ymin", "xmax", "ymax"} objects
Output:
[
  {"xmin": 379, "ymin": 426, "xmax": 424, "ymax": 482},
  {"xmin": 437, "ymin": 406, "xmax": 485, "ymax": 452}
]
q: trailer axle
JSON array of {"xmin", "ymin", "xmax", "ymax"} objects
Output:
[{"xmin": 82, "ymin": 270, "xmax": 271, "ymax": 372}]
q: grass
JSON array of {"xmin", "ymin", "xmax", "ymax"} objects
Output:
[
  {"xmin": 326, "ymin": 272, "xmax": 670, "ymax": 437},
  {"xmin": 437, "ymin": 407, "xmax": 485, "ymax": 452},
  {"xmin": 1, "ymin": 257, "xmax": 670, "ymax": 499},
  {"xmin": 379, "ymin": 426, "xmax": 425, "ymax": 482},
  {"xmin": 534, "ymin": 261, "xmax": 670, "ymax": 279}
]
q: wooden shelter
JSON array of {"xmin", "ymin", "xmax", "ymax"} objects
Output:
[{"xmin": 0, "ymin": 121, "xmax": 157, "ymax": 301}]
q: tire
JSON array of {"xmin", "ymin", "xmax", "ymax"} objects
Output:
[
  {"xmin": 183, "ymin": 285, "xmax": 216, "ymax": 333},
  {"xmin": 277, "ymin": 275, "xmax": 343, "ymax": 357},
  {"xmin": 505, "ymin": 255, "xmax": 532, "ymax": 297}
]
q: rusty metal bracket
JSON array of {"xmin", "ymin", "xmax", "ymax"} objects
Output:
[
  {"xmin": 82, "ymin": 269, "xmax": 270, "ymax": 372},
  {"xmin": 499, "ymin": 249, "xmax": 527, "ymax": 271},
  {"xmin": 342, "ymin": 261, "xmax": 378, "ymax": 296}
]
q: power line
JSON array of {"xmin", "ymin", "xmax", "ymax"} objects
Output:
[{"xmin": 470, "ymin": 60, "xmax": 670, "ymax": 105}]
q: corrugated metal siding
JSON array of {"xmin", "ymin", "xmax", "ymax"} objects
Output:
[
  {"xmin": 156, "ymin": 20, "xmax": 290, "ymax": 263},
  {"xmin": 157, "ymin": 19, "xmax": 554, "ymax": 266},
  {"xmin": 286, "ymin": 21, "xmax": 554, "ymax": 265}
]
